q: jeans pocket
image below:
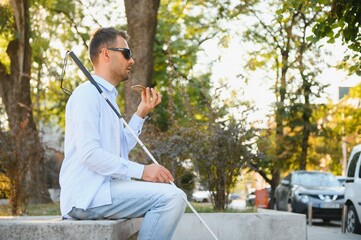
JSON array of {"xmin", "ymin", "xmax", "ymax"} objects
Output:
[{"xmin": 68, "ymin": 207, "xmax": 103, "ymax": 220}]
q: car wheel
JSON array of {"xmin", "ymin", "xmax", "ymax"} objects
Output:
[{"xmin": 346, "ymin": 205, "xmax": 361, "ymax": 234}]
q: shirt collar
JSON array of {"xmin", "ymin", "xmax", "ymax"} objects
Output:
[{"xmin": 92, "ymin": 75, "xmax": 118, "ymax": 97}]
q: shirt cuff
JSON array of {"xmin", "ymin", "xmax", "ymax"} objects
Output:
[
  {"xmin": 132, "ymin": 113, "xmax": 146, "ymax": 123},
  {"xmin": 127, "ymin": 161, "xmax": 145, "ymax": 179},
  {"xmin": 129, "ymin": 113, "xmax": 146, "ymax": 134}
]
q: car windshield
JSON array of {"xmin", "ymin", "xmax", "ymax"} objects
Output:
[{"xmin": 293, "ymin": 172, "xmax": 341, "ymax": 187}]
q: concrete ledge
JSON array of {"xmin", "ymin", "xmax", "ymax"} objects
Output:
[
  {"xmin": 173, "ymin": 209, "xmax": 306, "ymax": 240},
  {"xmin": 0, "ymin": 216, "xmax": 143, "ymax": 240}
]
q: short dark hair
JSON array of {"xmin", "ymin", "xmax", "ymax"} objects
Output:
[{"xmin": 89, "ymin": 27, "xmax": 129, "ymax": 64}]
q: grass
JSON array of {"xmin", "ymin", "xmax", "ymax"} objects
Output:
[
  {"xmin": 185, "ymin": 202, "xmax": 257, "ymax": 213},
  {"xmin": 0, "ymin": 201, "xmax": 256, "ymax": 216},
  {"xmin": 0, "ymin": 202, "xmax": 61, "ymax": 216}
]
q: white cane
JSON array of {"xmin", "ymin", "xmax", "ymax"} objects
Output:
[{"xmin": 63, "ymin": 51, "xmax": 219, "ymax": 240}]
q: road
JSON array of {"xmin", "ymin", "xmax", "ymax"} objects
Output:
[{"xmin": 307, "ymin": 220, "xmax": 361, "ymax": 240}]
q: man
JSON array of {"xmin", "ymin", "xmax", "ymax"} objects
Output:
[{"xmin": 60, "ymin": 27, "xmax": 186, "ymax": 240}]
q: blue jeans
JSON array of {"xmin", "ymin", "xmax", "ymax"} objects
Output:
[{"xmin": 68, "ymin": 180, "xmax": 186, "ymax": 240}]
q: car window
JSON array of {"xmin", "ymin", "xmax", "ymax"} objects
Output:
[
  {"xmin": 347, "ymin": 152, "xmax": 360, "ymax": 178},
  {"xmin": 293, "ymin": 172, "xmax": 340, "ymax": 187}
]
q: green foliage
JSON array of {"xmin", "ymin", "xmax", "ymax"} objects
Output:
[
  {"xmin": 139, "ymin": 125, "xmax": 196, "ymax": 198},
  {"xmin": 0, "ymin": 2, "xmax": 14, "ymax": 38},
  {"xmin": 141, "ymin": 76, "xmax": 256, "ymax": 210},
  {"xmin": 133, "ymin": 1, "xmax": 260, "ymax": 210},
  {"xmin": 241, "ymin": 0, "xmax": 336, "ymax": 184},
  {"xmin": 152, "ymin": 0, "xmax": 233, "ymax": 130},
  {"xmin": 312, "ymin": 0, "xmax": 361, "ymax": 75},
  {"xmin": 308, "ymin": 84, "xmax": 361, "ymax": 175},
  {"xmin": 190, "ymin": 116, "xmax": 256, "ymax": 210},
  {"xmin": 2, "ymin": 0, "xmax": 355, "ymax": 213},
  {"xmin": 0, "ymin": 174, "xmax": 10, "ymax": 199},
  {"xmin": 255, "ymin": 128, "xmax": 285, "ymax": 175},
  {"xmin": 28, "ymin": 0, "xmax": 128, "ymax": 129},
  {"xmin": 0, "ymin": 1, "xmax": 13, "ymax": 73},
  {"xmin": 28, "ymin": 0, "xmax": 105, "ymax": 130}
]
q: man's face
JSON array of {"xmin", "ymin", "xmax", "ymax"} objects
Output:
[{"xmin": 108, "ymin": 36, "xmax": 134, "ymax": 85}]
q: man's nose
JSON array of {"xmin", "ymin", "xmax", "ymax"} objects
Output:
[{"xmin": 129, "ymin": 57, "xmax": 135, "ymax": 65}]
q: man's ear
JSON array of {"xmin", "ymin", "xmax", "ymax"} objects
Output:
[{"xmin": 100, "ymin": 48, "xmax": 111, "ymax": 62}]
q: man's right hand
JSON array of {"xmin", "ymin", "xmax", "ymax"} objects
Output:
[
  {"xmin": 136, "ymin": 88, "xmax": 162, "ymax": 118},
  {"xmin": 141, "ymin": 164, "xmax": 174, "ymax": 183}
]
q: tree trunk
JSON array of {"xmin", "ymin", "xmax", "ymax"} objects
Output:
[
  {"xmin": 298, "ymin": 28, "xmax": 311, "ymax": 170},
  {"xmin": 124, "ymin": 0, "xmax": 160, "ymax": 120},
  {"xmin": 0, "ymin": 0, "xmax": 51, "ymax": 210},
  {"xmin": 214, "ymin": 164, "xmax": 226, "ymax": 211}
]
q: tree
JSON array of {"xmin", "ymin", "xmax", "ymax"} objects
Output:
[
  {"xmin": 313, "ymin": 85, "xmax": 361, "ymax": 174},
  {"xmin": 141, "ymin": 125, "xmax": 196, "ymax": 199},
  {"xmin": 178, "ymin": 80, "xmax": 256, "ymax": 210},
  {"xmin": 30, "ymin": 0, "xmax": 95, "ymax": 193},
  {"xmin": 239, "ymin": 0, "xmax": 329, "ymax": 202},
  {"xmin": 144, "ymin": 103, "xmax": 256, "ymax": 211},
  {"xmin": 0, "ymin": 0, "xmax": 91, "ymax": 214},
  {"xmin": 312, "ymin": 0, "xmax": 361, "ymax": 75},
  {"xmin": 147, "ymin": 1, "xmax": 252, "ymax": 210},
  {"xmin": 152, "ymin": 0, "xmax": 232, "ymax": 130},
  {"xmin": 286, "ymin": 2, "xmax": 328, "ymax": 170},
  {"xmin": 197, "ymin": 121, "xmax": 254, "ymax": 210},
  {"xmin": 124, "ymin": 0, "xmax": 161, "ymax": 119},
  {"xmin": 0, "ymin": 0, "xmax": 51, "ymax": 214}
]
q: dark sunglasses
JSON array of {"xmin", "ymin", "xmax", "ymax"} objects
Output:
[{"xmin": 107, "ymin": 48, "xmax": 132, "ymax": 60}]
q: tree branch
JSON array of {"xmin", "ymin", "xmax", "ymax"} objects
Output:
[
  {"xmin": 249, "ymin": 8, "xmax": 283, "ymax": 51},
  {"xmin": 247, "ymin": 162, "xmax": 272, "ymax": 185},
  {"xmin": 50, "ymin": 8, "xmax": 89, "ymax": 49}
]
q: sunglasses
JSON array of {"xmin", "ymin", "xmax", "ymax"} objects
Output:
[{"xmin": 107, "ymin": 48, "xmax": 132, "ymax": 60}]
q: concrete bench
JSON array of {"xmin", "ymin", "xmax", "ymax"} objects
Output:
[
  {"xmin": 0, "ymin": 210, "xmax": 306, "ymax": 240},
  {"xmin": 173, "ymin": 210, "xmax": 307, "ymax": 240},
  {"xmin": 0, "ymin": 216, "xmax": 143, "ymax": 240}
]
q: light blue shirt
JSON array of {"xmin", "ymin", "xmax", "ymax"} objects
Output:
[{"xmin": 60, "ymin": 75, "xmax": 145, "ymax": 217}]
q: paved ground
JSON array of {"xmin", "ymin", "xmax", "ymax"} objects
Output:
[
  {"xmin": 307, "ymin": 220, "xmax": 361, "ymax": 240},
  {"xmin": 229, "ymin": 200, "xmax": 361, "ymax": 240}
]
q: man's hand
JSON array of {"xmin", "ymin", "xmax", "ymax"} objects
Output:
[
  {"xmin": 136, "ymin": 88, "xmax": 162, "ymax": 118},
  {"xmin": 141, "ymin": 164, "xmax": 174, "ymax": 183}
]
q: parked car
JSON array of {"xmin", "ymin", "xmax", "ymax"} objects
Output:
[
  {"xmin": 274, "ymin": 170, "xmax": 345, "ymax": 222},
  {"xmin": 228, "ymin": 193, "xmax": 240, "ymax": 203},
  {"xmin": 192, "ymin": 191, "xmax": 212, "ymax": 203},
  {"xmin": 336, "ymin": 176, "xmax": 347, "ymax": 186},
  {"xmin": 344, "ymin": 144, "xmax": 361, "ymax": 234}
]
